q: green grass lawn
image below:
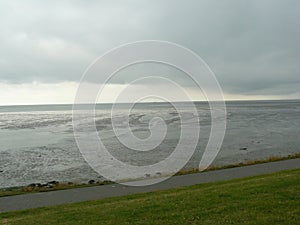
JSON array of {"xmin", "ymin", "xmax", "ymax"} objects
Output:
[{"xmin": 1, "ymin": 169, "xmax": 299, "ymax": 225}]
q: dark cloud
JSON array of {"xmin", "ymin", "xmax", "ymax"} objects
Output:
[{"xmin": 0, "ymin": 0, "xmax": 299, "ymax": 97}]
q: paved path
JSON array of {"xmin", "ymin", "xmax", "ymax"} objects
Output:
[{"xmin": 1, "ymin": 158, "xmax": 299, "ymax": 213}]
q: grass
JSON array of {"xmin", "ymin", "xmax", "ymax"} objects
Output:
[
  {"xmin": 1, "ymin": 152, "xmax": 299, "ymax": 198},
  {"xmin": 0, "ymin": 169, "xmax": 299, "ymax": 225}
]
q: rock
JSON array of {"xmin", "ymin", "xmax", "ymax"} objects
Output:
[
  {"xmin": 240, "ymin": 147, "xmax": 248, "ymax": 151},
  {"xmin": 28, "ymin": 183, "xmax": 36, "ymax": 188},
  {"xmin": 88, "ymin": 180, "xmax": 95, "ymax": 184},
  {"xmin": 47, "ymin": 181, "xmax": 59, "ymax": 185},
  {"xmin": 42, "ymin": 181, "xmax": 59, "ymax": 188},
  {"xmin": 46, "ymin": 184, "xmax": 54, "ymax": 188},
  {"xmin": 156, "ymin": 172, "xmax": 162, "ymax": 176},
  {"xmin": 145, "ymin": 174, "xmax": 151, "ymax": 178}
]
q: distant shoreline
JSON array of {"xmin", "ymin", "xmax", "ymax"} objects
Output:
[{"xmin": 0, "ymin": 98, "xmax": 299, "ymax": 108}]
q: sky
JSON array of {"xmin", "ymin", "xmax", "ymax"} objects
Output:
[{"xmin": 0, "ymin": 0, "xmax": 299, "ymax": 105}]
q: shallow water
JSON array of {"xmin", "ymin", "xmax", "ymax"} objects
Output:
[{"xmin": 0, "ymin": 100, "xmax": 299, "ymax": 188}]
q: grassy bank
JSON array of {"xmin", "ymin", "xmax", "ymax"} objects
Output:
[
  {"xmin": 0, "ymin": 152, "xmax": 299, "ymax": 198},
  {"xmin": 176, "ymin": 152, "xmax": 300, "ymax": 175},
  {"xmin": 1, "ymin": 169, "xmax": 299, "ymax": 225},
  {"xmin": 0, "ymin": 181, "xmax": 113, "ymax": 198}
]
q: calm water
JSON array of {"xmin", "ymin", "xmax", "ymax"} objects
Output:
[{"xmin": 0, "ymin": 100, "xmax": 299, "ymax": 188}]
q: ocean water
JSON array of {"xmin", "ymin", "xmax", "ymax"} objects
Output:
[{"xmin": 0, "ymin": 100, "xmax": 299, "ymax": 188}]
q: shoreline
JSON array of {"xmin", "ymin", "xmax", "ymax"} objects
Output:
[
  {"xmin": 1, "ymin": 159, "xmax": 299, "ymax": 213},
  {"xmin": 1, "ymin": 152, "xmax": 299, "ymax": 198}
]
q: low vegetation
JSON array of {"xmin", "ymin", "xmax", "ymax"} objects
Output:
[
  {"xmin": 0, "ymin": 180, "xmax": 113, "ymax": 198},
  {"xmin": 176, "ymin": 152, "xmax": 300, "ymax": 175}
]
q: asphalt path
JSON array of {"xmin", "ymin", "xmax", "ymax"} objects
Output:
[{"xmin": 1, "ymin": 158, "xmax": 299, "ymax": 213}]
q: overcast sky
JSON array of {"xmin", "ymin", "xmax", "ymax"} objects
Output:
[{"xmin": 0, "ymin": 0, "xmax": 299, "ymax": 105}]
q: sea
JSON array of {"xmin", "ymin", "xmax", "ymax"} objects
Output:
[{"xmin": 0, "ymin": 100, "xmax": 299, "ymax": 188}]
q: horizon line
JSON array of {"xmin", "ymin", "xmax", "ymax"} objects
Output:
[{"xmin": 0, "ymin": 98, "xmax": 299, "ymax": 107}]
